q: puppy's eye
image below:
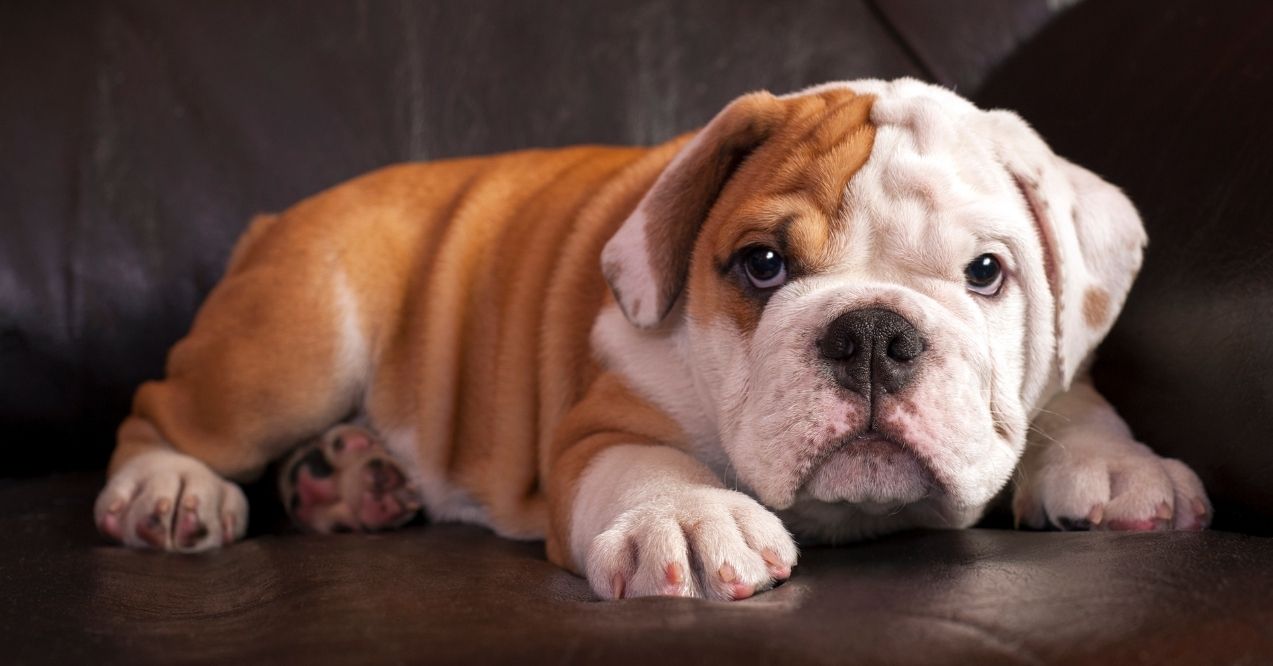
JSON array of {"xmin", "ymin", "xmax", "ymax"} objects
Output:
[
  {"xmin": 742, "ymin": 246, "xmax": 787, "ymax": 289},
  {"xmin": 965, "ymin": 254, "xmax": 1004, "ymax": 296}
]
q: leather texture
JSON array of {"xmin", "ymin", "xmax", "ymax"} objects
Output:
[
  {"xmin": 4, "ymin": 473, "xmax": 1272, "ymax": 665},
  {"xmin": 2, "ymin": 0, "xmax": 937, "ymax": 476},
  {"xmin": 873, "ymin": 0, "xmax": 1054, "ymax": 92},
  {"xmin": 977, "ymin": 0, "xmax": 1273, "ymax": 537},
  {"xmin": 0, "ymin": 0, "xmax": 1054, "ymax": 477},
  {"xmin": 3, "ymin": 1, "xmax": 1273, "ymax": 663}
]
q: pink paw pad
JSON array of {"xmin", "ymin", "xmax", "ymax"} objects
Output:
[{"xmin": 278, "ymin": 425, "xmax": 421, "ymax": 534}]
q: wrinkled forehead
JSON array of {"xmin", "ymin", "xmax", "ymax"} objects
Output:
[{"xmin": 773, "ymin": 80, "xmax": 1030, "ymax": 269}]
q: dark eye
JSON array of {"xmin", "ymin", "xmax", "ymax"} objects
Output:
[
  {"xmin": 742, "ymin": 246, "xmax": 787, "ymax": 289},
  {"xmin": 965, "ymin": 254, "xmax": 1004, "ymax": 296}
]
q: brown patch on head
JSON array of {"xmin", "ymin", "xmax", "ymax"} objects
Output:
[
  {"xmin": 683, "ymin": 88, "xmax": 879, "ymax": 334},
  {"xmin": 635, "ymin": 94, "xmax": 790, "ymax": 324},
  {"xmin": 605, "ymin": 87, "xmax": 878, "ymax": 330},
  {"xmin": 1082, "ymin": 287, "xmax": 1109, "ymax": 329}
]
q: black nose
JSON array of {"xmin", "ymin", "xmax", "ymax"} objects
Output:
[{"xmin": 818, "ymin": 308, "xmax": 925, "ymax": 395}]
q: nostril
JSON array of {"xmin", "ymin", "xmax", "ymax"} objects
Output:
[
  {"xmin": 887, "ymin": 330, "xmax": 924, "ymax": 362},
  {"xmin": 817, "ymin": 336, "xmax": 857, "ymax": 361}
]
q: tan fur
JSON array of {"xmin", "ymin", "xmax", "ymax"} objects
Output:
[
  {"xmin": 106, "ymin": 87, "xmax": 887, "ymax": 571},
  {"xmin": 1083, "ymin": 287, "xmax": 1110, "ymax": 329},
  {"xmin": 99, "ymin": 79, "xmax": 1211, "ymax": 596},
  {"xmin": 111, "ymin": 148, "xmax": 651, "ymax": 544},
  {"xmin": 689, "ymin": 90, "xmax": 876, "ymax": 333}
]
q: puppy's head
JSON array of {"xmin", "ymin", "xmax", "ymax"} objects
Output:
[{"xmin": 601, "ymin": 79, "xmax": 1146, "ymax": 531}]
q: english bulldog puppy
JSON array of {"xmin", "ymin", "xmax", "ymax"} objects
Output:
[{"xmin": 95, "ymin": 78, "xmax": 1211, "ymax": 600}]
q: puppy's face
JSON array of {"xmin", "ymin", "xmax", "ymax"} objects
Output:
[
  {"xmin": 684, "ymin": 93, "xmax": 1041, "ymax": 523},
  {"xmin": 602, "ymin": 79, "xmax": 1145, "ymax": 534}
]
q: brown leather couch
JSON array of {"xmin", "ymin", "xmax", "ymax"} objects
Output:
[{"xmin": 3, "ymin": 1, "xmax": 1271, "ymax": 663}]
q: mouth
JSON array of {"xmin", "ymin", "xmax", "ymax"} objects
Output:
[{"xmin": 797, "ymin": 430, "xmax": 938, "ymax": 508}]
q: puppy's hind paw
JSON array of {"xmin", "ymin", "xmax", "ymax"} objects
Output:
[{"xmin": 278, "ymin": 424, "xmax": 422, "ymax": 534}]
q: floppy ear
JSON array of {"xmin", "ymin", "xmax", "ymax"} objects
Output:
[
  {"xmin": 600, "ymin": 91, "xmax": 789, "ymax": 328},
  {"xmin": 987, "ymin": 111, "xmax": 1148, "ymax": 389}
]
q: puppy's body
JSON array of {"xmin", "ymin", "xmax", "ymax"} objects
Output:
[
  {"xmin": 97, "ymin": 79, "xmax": 1211, "ymax": 599},
  {"xmin": 103, "ymin": 143, "xmax": 670, "ymax": 547}
]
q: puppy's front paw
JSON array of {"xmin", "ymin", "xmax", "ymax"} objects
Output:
[
  {"xmin": 586, "ymin": 488, "xmax": 798, "ymax": 601},
  {"xmin": 95, "ymin": 450, "xmax": 248, "ymax": 552},
  {"xmin": 1014, "ymin": 439, "xmax": 1211, "ymax": 532}
]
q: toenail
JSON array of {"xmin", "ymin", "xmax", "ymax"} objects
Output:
[
  {"xmin": 1191, "ymin": 498, "xmax": 1207, "ymax": 517},
  {"xmin": 1087, "ymin": 504, "xmax": 1105, "ymax": 526},
  {"xmin": 665, "ymin": 562, "xmax": 684, "ymax": 586},
  {"xmin": 719, "ymin": 563, "xmax": 737, "ymax": 583},
  {"xmin": 1156, "ymin": 501, "xmax": 1173, "ymax": 521},
  {"xmin": 156, "ymin": 498, "xmax": 172, "ymax": 515},
  {"xmin": 611, "ymin": 573, "xmax": 625, "ymax": 600}
]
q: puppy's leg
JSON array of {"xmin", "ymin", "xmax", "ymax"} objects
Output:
[
  {"xmin": 277, "ymin": 424, "xmax": 421, "ymax": 534},
  {"xmin": 548, "ymin": 375, "xmax": 798, "ymax": 601},
  {"xmin": 96, "ymin": 214, "xmax": 373, "ymax": 552},
  {"xmin": 1014, "ymin": 373, "xmax": 1211, "ymax": 531}
]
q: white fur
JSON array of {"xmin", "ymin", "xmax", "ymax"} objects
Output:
[
  {"xmin": 575, "ymin": 78, "xmax": 1205, "ymax": 596},
  {"xmin": 572, "ymin": 444, "xmax": 798, "ymax": 600},
  {"xmin": 94, "ymin": 79, "xmax": 1207, "ymax": 596},
  {"xmin": 380, "ymin": 426, "xmax": 492, "ymax": 530},
  {"xmin": 94, "ymin": 449, "xmax": 248, "ymax": 553},
  {"xmin": 1015, "ymin": 376, "xmax": 1211, "ymax": 530},
  {"xmin": 333, "ymin": 268, "xmax": 369, "ymax": 393}
]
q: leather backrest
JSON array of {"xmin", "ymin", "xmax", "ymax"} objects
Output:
[
  {"xmin": 0, "ymin": 1, "xmax": 1051, "ymax": 477},
  {"xmin": 978, "ymin": 0, "xmax": 1273, "ymax": 534}
]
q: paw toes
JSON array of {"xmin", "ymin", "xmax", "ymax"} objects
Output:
[
  {"xmin": 716, "ymin": 563, "xmax": 759, "ymax": 600},
  {"xmin": 96, "ymin": 451, "xmax": 250, "ymax": 552},
  {"xmin": 761, "ymin": 548, "xmax": 792, "ymax": 580},
  {"xmin": 220, "ymin": 512, "xmax": 238, "ymax": 543},
  {"xmin": 1161, "ymin": 459, "xmax": 1212, "ymax": 530},
  {"xmin": 96, "ymin": 498, "xmax": 127, "ymax": 541},
  {"xmin": 175, "ymin": 500, "xmax": 210, "ymax": 550},
  {"xmin": 134, "ymin": 504, "xmax": 173, "ymax": 549},
  {"xmin": 1024, "ymin": 451, "xmax": 1213, "ymax": 534},
  {"xmin": 587, "ymin": 491, "xmax": 797, "ymax": 601},
  {"xmin": 1101, "ymin": 491, "xmax": 1175, "ymax": 532}
]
